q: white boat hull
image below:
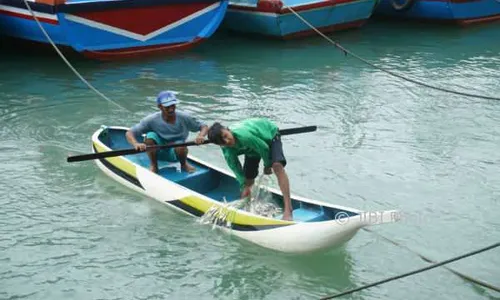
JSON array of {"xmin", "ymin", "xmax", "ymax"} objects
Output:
[{"xmin": 91, "ymin": 126, "xmax": 400, "ymax": 253}]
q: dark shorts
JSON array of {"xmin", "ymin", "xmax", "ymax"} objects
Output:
[{"xmin": 244, "ymin": 134, "xmax": 287, "ymax": 180}]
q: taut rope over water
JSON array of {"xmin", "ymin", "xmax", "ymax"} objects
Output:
[
  {"xmin": 22, "ymin": 5, "xmax": 500, "ymax": 293},
  {"xmin": 285, "ymin": 6, "xmax": 500, "ymax": 101},
  {"xmin": 320, "ymin": 242, "xmax": 500, "ymax": 299},
  {"xmin": 363, "ymin": 228, "xmax": 500, "ymax": 293},
  {"xmin": 285, "ymin": 6, "xmax": 500, "ymax": 295},
  {"xmin": 22, "ymin": 0, "xmax": 128, "ymax": 111}
]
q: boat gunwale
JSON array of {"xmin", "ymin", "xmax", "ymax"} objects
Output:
[{"xmin": 228, "ymin": 0, "xmax": 375, "ymax": 15}]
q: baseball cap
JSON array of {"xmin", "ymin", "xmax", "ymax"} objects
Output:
[{"xmin": 156, "ymin": 90, "xmax": 179, "ymax": 107}]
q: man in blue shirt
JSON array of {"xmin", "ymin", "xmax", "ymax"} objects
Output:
[{"xmin": 125, "ymin": 91, "xmax": 208, "ymax": 173}]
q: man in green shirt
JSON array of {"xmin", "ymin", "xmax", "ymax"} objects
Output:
[{"xmin": 207, "ymin": 118, "xmax": 293, "ymax": 221}]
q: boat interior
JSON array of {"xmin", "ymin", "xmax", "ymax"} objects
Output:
[{"xmin": 99, "ymin": 128, "xmax": 359, "ymax": 222}]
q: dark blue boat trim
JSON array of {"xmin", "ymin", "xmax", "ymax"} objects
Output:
[
  {"xmin": 169, "ymin": 200, "xmax": 290, "ymax": 232},
  {"xmin": 57, "ymin": 0, "xmax": 221, "ymax": 14},
  {"xmin": 2, "ymin": 0, "xmax": 56, "ymax": 14},
  {"xmin": 93, "ymin": 145, "xmax": 144, "ymax": 190},
  {"xmin": 2, "ymin": 0, "xmax": 221, "ymax": 15}
]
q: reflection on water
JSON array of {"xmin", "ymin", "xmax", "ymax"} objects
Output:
[{"xmin": 207, "ymin": 240, "xmax": 355, "ymax": 300}]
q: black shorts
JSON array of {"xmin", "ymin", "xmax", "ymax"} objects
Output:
[{"xmin": 243, "ymin": 134, "xmax": 287, "ymax": 180}]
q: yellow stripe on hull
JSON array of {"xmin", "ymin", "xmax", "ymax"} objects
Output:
[
  {"xmin": 179, "ymin": 195, "xmax": 294, "ymax": 226},
  {"xmin": 93, "ymin": 141, "xmax": 138, "ymax": 180}
]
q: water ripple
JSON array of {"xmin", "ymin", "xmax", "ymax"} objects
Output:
[{"xmin": 1, "ymin": 22, "xmax": 499, "ymax": 300}]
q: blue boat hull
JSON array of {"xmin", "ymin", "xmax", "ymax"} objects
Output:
[
  {"xmin": 0, "ymin": 0, "xmax": 229, "ymax": 59},
  {"xmin": 374, "ymin": 0, "xmax": 500, "ymax": 24},
  {"xmin": 222, "ymin": 0, "xmax": 376, "ymax": 38}
]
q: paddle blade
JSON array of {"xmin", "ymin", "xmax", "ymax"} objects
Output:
[{"xmin": 279, "ymin": 125, "xmax": 317, "ymax": 135}]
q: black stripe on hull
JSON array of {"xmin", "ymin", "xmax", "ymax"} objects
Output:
[
  {"xmin": 93, "ymin": 145, "xmax": 144, "ymax": 190},
  {"xmin": 169, "ymin": 200, "xmax": 291, "ymax": 232}
]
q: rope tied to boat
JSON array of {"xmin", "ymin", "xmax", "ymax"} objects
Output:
[
  {"xmin": 320, "ymin": 242, "xmax": 500, "ymax": 299},
  {"xmin": 21, "ymin": 0, "xmax": 129, "ymax": 112},
  {"xmin": 283, "ymin": 5, "xmax": 500, "ymax": 295},
  {"xmin": 285, "ymin": 6, "xmax": 500, "ymax": 101}
]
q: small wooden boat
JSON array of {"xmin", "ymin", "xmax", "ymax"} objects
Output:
[
  {"xmin": 0, "ymin": 0, "xmax": 229, "ymax": 60},
  {"xmin": 374, "ymin": 0, "xmax": 500, "ymax": 25},
  {"xmin": 91, "ymin": 126, "xmax": 400, "ymax": 253},
  {"xmin": 222, "ymin": 0, "xmax": 377, "ymax": 39}
]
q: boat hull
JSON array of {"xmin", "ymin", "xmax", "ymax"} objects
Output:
[
  {"xmin": 0, "ymin": 0, "xmax": 229, "ymax": 60},
  {"xmin": 374, "ymin": 0, "xmax": 500, "ymax": 24},
  {"xmin": 222, "ymin": 0, "xmax": 376, "ymax": 39},
  {"xmin": 90, "ymin": 126, "xmax": 399, "ymax": 253}
]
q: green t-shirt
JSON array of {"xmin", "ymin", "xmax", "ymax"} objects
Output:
[{"xmin": 221, "ymin": 118, "xmax": 279, "ymax": 189}]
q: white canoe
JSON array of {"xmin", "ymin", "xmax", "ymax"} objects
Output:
[{"xmin": 91, "ymin": 126, "xmax": 400, "ymax": 254}]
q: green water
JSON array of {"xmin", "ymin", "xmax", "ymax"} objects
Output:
[{"xmin": 1, "ymin": 20, "xmax": 499, "ymax": 300}]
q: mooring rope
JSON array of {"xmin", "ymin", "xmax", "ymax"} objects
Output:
[
  {"xmin": 285, "ymin": 6, "xmax": 500, "ymax": 101},
  {"xmin": 282, "ymin": 6, "xmax": 500, "ymax": 294},
  {"xmin": 363, "ymin": 228, "xmax": 500, "ymax": 293},
  {"xmin": 320, "ymin": 242, "xmax": 500, "ymax": 299},
  {"xmin": 21, "ymin": 7, "xmax": 500, "ymax": 293},
  {"xmin": 22, "ymin": 0, "xmax": 128, "ymax": 111}
]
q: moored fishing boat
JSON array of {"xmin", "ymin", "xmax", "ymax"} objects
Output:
[
  {"xmin": 374, "ymin": 0, "xmax": 500, "ymax": 25},
  {"xmin": 85, "ymin": 126, "xmax": 400, "ymax": 253},
  {"xmin": 0, "ymin": 0, "xmax": 228, "ymax": 60},
  {"xmin": 222, "ymin": 0, "xmax": 378, "ymax": 39}
]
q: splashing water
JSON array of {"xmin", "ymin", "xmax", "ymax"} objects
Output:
[
  {"xmin": 198, "ymin": 196, "xmax": 238, "ymax": 229},
  {"xmin": 198, "ymin": 175, "xmax": 282, "ymax": 228},
  {"xmin": 241, "ymin": 175, "xmax": 282, "ymax": 217}
]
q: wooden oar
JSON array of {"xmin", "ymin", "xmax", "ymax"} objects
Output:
[{"xmin": 67, "ymin": 125, "xmax": 317, "ymax": 163}]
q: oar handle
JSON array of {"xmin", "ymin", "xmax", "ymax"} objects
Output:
[
  {"xmin": 279, "ymin": 125, "xmax": 316, "ymax": 136},
  {"xmin": 66, "ymin": 125, "xmax": 317, "ymax": 163},
  {"xmin": 67, "ymin": 140, "xmax": 213, "ymax": 163}
]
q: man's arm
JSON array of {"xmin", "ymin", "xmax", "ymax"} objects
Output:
[
  {"xmin": 222, "ymin": 148, "xmax": 246, "ymax": 189},
  {"xmin": 126, "ymin": 121, "xmax": 149, "ymax": 150},
  {"xmin": 196, "ymin": 125, "xmax": 209, "ymax": 143},
  {"xmin": 186, "ymin": 113, "xmax": 207, "ymax": 133},
  {"xmin": 185, "ymin": 113, "xmax": 208, "ymax": 144},
  {"xmin": 125, "ymin": 130, "xmax": 139, "ymax": 147}
]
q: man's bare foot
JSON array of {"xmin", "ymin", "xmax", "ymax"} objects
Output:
[
  {"xmin": 181, "ymin": 162, "xmax": 196, "ymax": 173},
  {"xmin": 282, "ymin": 211, "xmax": 293, "ymax": 221},
  {"xmin": 150, "ymin": 165, "xmax": 159, "ymax": 174}
]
